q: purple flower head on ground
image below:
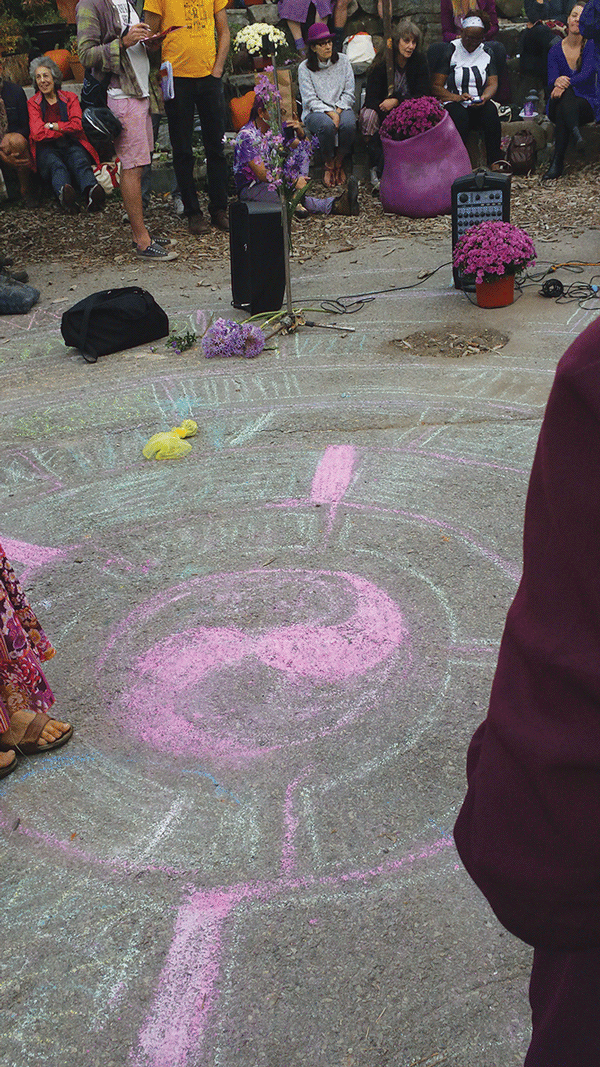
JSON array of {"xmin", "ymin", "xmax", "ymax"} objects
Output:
[{"xmin": 202, "ymin": 319, "xmax": 266, "ymax": 360}]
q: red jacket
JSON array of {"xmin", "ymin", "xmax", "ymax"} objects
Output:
[{"xmin": 27, "ymin": 89, "xmax": 100, "ymax": 169}]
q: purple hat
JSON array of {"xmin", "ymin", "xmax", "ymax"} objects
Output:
[{"xmin": 306, "ymin": 23, "xmax": 334, "ymax": 44}]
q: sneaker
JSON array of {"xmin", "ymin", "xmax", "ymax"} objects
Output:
[
  {"xmin": 370, "ymin": 166, "xmax": 380, "ymax": 191},
  {"xmin": 86, "ymin": 184, "xmax": 106, "ymax": 211},
  {"xmin": 188, "ymin": 213, "xmax": 211, "ymax": 235},
  {"xmin": 135, "ymin": 241, "xmax": 178, "ymax": 261},
  {"xmin": 59, "ymin": 184, "xmax": 79, "ymax": 214},
  {"xmin": 131, "ymin": 235, "xmax": 177, "ymax": 249},
  {"xmin": 211, "ymin": 209, "xmax": 229, "ymax": 232},
  {"xmin": 332, "ymin": 176, "xmax": 359, "ymax": 216}
]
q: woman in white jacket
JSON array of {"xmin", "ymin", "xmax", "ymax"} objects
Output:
[{"xmin": 298, "ymin": 22, "xmax": 356, "ymax": 186}]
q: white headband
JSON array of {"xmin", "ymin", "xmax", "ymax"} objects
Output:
[{"xmin": 462, "ymin": 15, "xmax": 485, "ymax": 27}]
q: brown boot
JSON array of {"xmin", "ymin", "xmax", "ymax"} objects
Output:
[
  {"xmin": 331, "ymin": 176, "xmax": 359, "ymax": 216},
  {"xmin": 188, "ymin": 213, "xmax": 210, "ymax": 235}
]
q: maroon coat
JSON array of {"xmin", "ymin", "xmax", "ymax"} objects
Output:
[{"xmin": 454, "ymin": 314, "xmax": 600, "ymax": 951}]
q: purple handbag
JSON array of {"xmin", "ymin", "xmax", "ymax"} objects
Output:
[{"xmin": 380, "ymin": 109, "xmax": 472, "ymax": 218}]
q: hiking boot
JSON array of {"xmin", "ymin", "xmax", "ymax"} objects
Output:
[
  {"xmin": 188, "ymin": 213, "xmax": 210, "ymax": 235},
  {"xmin": 211, "ymin": 209, "xmax": 229, "ymax": 232},
  {"xmin": 332, "ymin": 176, "xmax": 359, "ymax": 216}
]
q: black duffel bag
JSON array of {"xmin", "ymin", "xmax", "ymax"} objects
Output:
[{"xmin": 61, "ymin": 287, "xmax": 169, "ymax": 363}]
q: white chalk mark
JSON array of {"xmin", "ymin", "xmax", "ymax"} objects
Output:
[
  {"xmin": 137, "ymin": 797, "xmax": 187, "ymax": 861},
  {"xmin": 228, "ymin": 410, "xmax": 275, "ymax": 447}
]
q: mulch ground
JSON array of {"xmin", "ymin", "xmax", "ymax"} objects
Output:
[{"xmin": 3, "ymin": 160, "xmax": 600, "ymax": 272}]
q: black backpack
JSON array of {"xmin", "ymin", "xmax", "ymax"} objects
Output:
[{"xmin": 61, "ymin": 287, "xmax": 169, "ymax": 363}]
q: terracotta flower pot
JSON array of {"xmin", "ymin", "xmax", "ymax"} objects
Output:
[
  {"xmin": 380, "ymin": 110, "xmax": 471, "ymax": 218},
  {"xmin": 70, "ymin": 58, "xmax": 84, "ymax": 83},
  {"xmin": 475, "ymin": 273, "xmax": 515, "ymax": 308}
]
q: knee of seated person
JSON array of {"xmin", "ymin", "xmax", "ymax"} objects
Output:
[{"xmin": 0, "ymin": 133, "xmax": 31, "ymax": 166}]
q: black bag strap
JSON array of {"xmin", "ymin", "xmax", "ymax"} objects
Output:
[{"xmin": 71, "ymin": 290, "xmax": 104, "ymax": 360}]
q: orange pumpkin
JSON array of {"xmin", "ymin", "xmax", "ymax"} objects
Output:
[
  {"xmin": 43, "ymin": 49, "xmax": 73, "ymax": 80},
  {"xmin": 230, "ymin": 90, "xmax": 256, "ymax": 132}
]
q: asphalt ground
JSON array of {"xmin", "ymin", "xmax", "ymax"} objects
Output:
[{"xmin": 1, "ymin": 225, "xmax": 599, "ymax": 1067}]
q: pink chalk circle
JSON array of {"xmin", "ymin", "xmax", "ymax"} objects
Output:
[{"xmin": 101, "ymin": 569, "xmax": 412, "ymax": 762}]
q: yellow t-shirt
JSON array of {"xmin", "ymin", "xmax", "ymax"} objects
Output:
[{"xmin": 144, "ymin": 0, "xmax": 228, "ymax": 78}]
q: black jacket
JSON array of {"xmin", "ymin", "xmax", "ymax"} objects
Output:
[
  {"xmin": 1, "ymin": 80, "xmax": 29, "ymax": 139},
  {"xmin": 363, "ymin": 53, "xmax": 430, "ymax": 120}
]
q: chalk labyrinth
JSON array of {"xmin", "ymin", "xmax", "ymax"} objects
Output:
[{"xmin": 2, "ymin": 418, "xmax": 531, "ymax": 1065}]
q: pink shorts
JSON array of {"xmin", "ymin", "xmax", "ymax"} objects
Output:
[{"xmin": 107, "ymin": 95, "xmax": 153, "ymax": 169}]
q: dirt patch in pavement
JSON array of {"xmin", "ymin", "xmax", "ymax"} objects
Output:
[{"xmin": 392, "ymin": 326, "xmax": 509, "ymax": 359}]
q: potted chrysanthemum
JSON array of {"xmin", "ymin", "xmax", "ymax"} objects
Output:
[
  {"xmin": 379, "ymin": 96, "xmax": 471, "ymax": 218},
  {"xmin": 233, "ymin": 24, "xmax": 288, "ymax": 71},
  {"xmin": 453, "ymin": 220, "xmax": 536, "ymax": 308}
]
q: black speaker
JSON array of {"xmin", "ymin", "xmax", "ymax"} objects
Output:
[
  {"xmin": 451, "ymin": 168, "xmax": 511, "ymax": 289},
  {"xmin": 229, "ymin": 200, "xmax": 286, "ymax": 315}
]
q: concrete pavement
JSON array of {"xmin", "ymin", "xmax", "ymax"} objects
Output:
[{"xmin": 1, "ymin": 227, "xmax": 598, "ymax": 1067}]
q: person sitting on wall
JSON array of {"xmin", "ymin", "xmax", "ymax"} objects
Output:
[
  {"xmin": 428, "ymin": 0, "xmax": 508, "ymax": 102},
  {"xmin": 520, "ymin": 0, "xmax": 569, "ymax": 81},
  {"xmin": 360, "ymin": 20, "xmax": 430, "ymax": 191},
  {"xmin": 0, "ymin": 55, "xmax": 36, "ymax": 207},
  {"xmin": 298, "ymin": 22, "xmax": 357, "ymax": 188},
  {"xmin": 543, "ymin": 2, "xmax": 598, "ymax": 178},
  {"xmin": 27, "ymin": 56, "xmax": 105, "ymax": 214},
  {"xmin": 234, "ymin": 97, "xmax": 360, "ymax": 216},
  {"xmin": 277, "ymin": 0, "xmax": 333, "ymax": 57},
  {"xmin": 431, "ymin": 11, "xmax": 502, "ymax": 166}
]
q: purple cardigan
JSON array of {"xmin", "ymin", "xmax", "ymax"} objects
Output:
[
  {"xmin": 546, "ymin": 37, "xmax": 600, "ymax": 120},
  {"xmin": 454, "ymin": 314, "xmax": 600, "ymax": 951},
  {"xmin": 441, "ymin": 0, "xmax": 498, "ymax": 41}
]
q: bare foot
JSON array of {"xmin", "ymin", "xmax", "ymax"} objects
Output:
[
  {"xmin": 37, "ymin": 718, "xmax": 71, "ymax": 747},
  {"xmin": 0, "ymin": 749, "xmax": 16, "ymax": 771}
]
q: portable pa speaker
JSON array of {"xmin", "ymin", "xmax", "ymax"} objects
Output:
[
  {"xmin": 451, "ymin": 168, "xmax": 511, "ymax": 289},
  {"xmin": 229, "ymin": 200, "xmax": 286, "ymax": 315}
]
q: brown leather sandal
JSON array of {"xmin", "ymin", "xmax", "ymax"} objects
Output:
[{"xmin": 0, "ymin": 712, "xmax": 73, "ymax": 756}]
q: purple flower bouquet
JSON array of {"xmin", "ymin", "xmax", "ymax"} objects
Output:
[
  {"xmin": 453, "ymin": 221, "xmax": 536, "ymax": 284},
  {"xmin": 380, "ymin": 96, "xmax": 445, "ymax": 141}
]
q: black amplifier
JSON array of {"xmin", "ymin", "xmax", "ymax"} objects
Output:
[{"xmin": 451, "ymin": 168, "xmax": 511, "ymax": 289}]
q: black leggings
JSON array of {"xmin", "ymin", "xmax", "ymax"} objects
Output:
[
  {"xmin": 446, "ymin": 99, "xmax": 502, "ymax": 165},
  {"xmin": 547, "ymin": 88, "xmax": 594, "ymax": 157}
]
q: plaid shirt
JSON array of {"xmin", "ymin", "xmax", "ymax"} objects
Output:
[{"xmin": 76, "ymin": 0, "xmax": 146, "ymax": 98}]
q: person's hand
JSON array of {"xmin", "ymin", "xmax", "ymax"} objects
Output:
[
  {"xmin": 295, "ymin": 175, "xmax": 309, "ymax": 189},
  {"xmin": 122, "ymin": 22, "xmax": 151, "ymax": 47},
  {"xmin": 551, "ymin": 85, "xmax": 565, "ymax": 97},
  {"xmin": 326, "ymin": 109, "xmax": 340, "ymax": 127},
  {"xmin": 471, "ymin": 95, "xmax": 485, "ymax": 107},
  {"xmin": 379, "ymin": 97, "xmax": 397, "ymax": 112},
  {"xmin": 555, "ymin": 75, "xmax": 570, "ymax": 89},
  {"xmin": 211, "ymin": 64, "xmax": 223, "ymax": 78},
  {"xmin": 460, "ymin": 92, "xmax": 472, "ymax": 101},
  {"xmin": 286, "ymin": 118, "xmax": 304, "ymax": 134}
]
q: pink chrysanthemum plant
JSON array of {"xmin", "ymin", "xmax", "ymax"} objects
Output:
[
  {"xmin": 453, "ymin": 220, "xmax": 536, "ymax": 284},
  {"xmin": 380, "ymin": 96, "xmax": 445, "ymax": 141}
]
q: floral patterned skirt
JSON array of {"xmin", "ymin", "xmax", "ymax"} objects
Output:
[{"xmin": 0, "ymin": 542, "xmax": 55, "ymax": 734}]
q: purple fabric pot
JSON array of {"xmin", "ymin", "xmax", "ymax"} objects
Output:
[{"xmin": 379, "ymin": 110, "xmax": 472, "ymax": 218}]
